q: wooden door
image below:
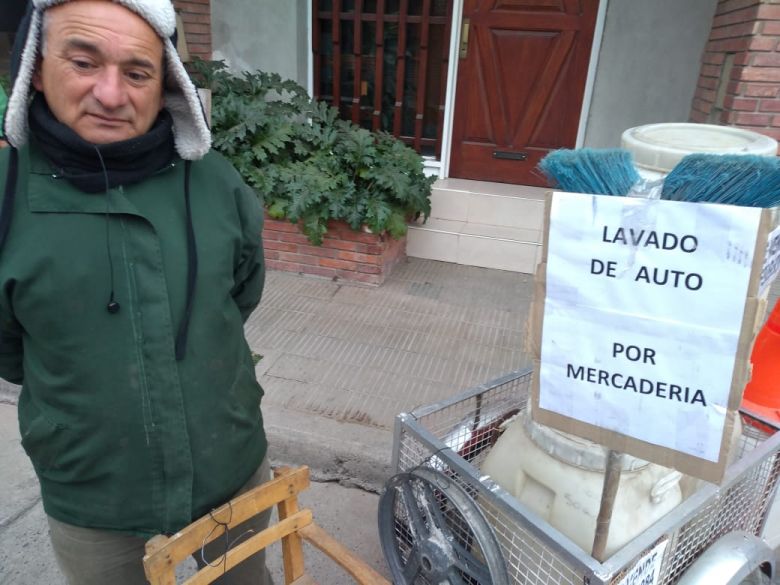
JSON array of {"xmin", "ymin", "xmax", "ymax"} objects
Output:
[{"xmin": 449, "ymin": 0, "xmax": 599, "ymax": 185}]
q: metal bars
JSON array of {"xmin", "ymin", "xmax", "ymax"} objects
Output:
[
  {"xmin": 351, "ymin": 0, "xmax": 362, "ymax": 124},
  {"xmin": 412, "ymin": 0, "xmax": 431, "ymax": 152},
  {"xmin": 372, "ymin": 0, "xmax": 386, "ymax": 132},
  {"xmin": 312, "ymin": 0, "xmax": 451, "ymax": 157},
  {"xmin": 435, "ymin": 0, "xmax": 452, "ymax": 160},
  {"xmin": 332, "ymin": 0, "xmax": 342, "ymax": 118}
]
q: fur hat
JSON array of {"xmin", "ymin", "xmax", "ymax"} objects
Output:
[{"xmin": 4, "ymin": 0, "xmax": 211, "ymax": 159}]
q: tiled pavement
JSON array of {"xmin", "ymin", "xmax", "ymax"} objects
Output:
[{"xmin": 249, "ymin": 258, "xmax": 534, "ymax": 433}]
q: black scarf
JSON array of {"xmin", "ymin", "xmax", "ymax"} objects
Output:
[{"xmin": 28, "ymin": 93, "xmax": 176, "ymax": 193}]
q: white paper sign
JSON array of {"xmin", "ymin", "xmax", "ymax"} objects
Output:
[
  {"xmin": 540, "ymin": 192, "xmax": 762, "ymax": 462},
  {"xmin": 616, "ymin": 540, "xmax": 668, "ymax": 585}
]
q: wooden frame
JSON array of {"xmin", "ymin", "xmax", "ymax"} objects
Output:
[{"xmin": 143, "ymin": 466, "xmax": 390, "ymax": 585}]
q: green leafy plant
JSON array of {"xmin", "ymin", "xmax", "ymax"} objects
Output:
[{"xmin": 190, "ymin": 59, "xmax": 434, "ymax": 245}]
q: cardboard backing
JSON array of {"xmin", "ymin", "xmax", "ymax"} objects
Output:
[{"xmin": 529, "ymin": 192, "xmax": 777, "ymax": 484}]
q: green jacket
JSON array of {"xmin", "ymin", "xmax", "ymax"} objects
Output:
[
  {"xmin": 0, "ymin": 86, "xmax": 7, "ymax": 127},
  {"xmin": 0, "ymin": 142, "xmax": 267, "ymax": 536}
]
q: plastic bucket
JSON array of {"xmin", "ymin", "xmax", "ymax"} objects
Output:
[{"xmin": 621, "ymin": 122, "xmax": 778, "ymax": 179}]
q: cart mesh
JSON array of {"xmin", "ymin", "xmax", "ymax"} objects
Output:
[{"xmin": 393, "ymin": 369, "xmax": 780, "ymax": 585}]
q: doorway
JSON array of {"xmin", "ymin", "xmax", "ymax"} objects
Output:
[{"xmin": 448, "ymin": 0, "xmax": 599, "ymax": 185}]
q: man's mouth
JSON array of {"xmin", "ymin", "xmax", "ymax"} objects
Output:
[{"xmin": 87, "ymin": 114, "xmax": 129, "ymax": 126}]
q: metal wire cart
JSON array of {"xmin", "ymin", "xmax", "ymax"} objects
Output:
[{"xmin": 378, "ymin": 368, "xmax": 780, "ymax": 585}]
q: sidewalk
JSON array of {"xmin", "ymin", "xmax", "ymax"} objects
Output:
[{"xmin": 254, "ymin": 258, "xmax": 533, "ymax": 489}]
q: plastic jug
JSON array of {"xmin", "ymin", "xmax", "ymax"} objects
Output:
[{"xmin": 481, "ymin": 411, "xmax": 682, "ymax": 558}]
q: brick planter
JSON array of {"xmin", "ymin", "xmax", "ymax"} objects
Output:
[{"xmin": 262, "ymin": 214, "xmax": 406, "ymax": 285}]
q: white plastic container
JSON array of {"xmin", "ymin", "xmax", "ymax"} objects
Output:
[
  {"xmin": 481, "ymin": 411, "xmax": 682, "ymax": 558},
  {"xmin": 621, "ymin": 123, "xmax": 778, "ymax": 179}
]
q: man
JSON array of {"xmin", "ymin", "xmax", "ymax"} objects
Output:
[{"xmin": 0, "ymin": 1, "xmax": 271, "ymax": 583}]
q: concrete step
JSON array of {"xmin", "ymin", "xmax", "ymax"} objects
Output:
[
  {"xmin": 407, "ymin": 218, "xmax": 542, "ymax": 273},
  {"xmin": 408, "ymin": 178, "xmax": 548, "ymax": 273}
]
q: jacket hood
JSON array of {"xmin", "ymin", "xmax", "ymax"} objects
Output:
[{"xmin": 3, "ymin": 0, "xmax": 211, "ymax": 160}]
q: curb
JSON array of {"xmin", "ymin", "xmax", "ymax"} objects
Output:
[{"xmin": 263, "ymin": 403, "xmax": 394, "ymax": 493}]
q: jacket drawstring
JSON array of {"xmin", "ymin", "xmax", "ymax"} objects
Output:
[{"xmin": 94, "ymin": 145, "xmax": 121, "ymax": 314}]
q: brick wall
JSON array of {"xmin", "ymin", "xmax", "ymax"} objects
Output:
[
  {"xmin": 263, "ymin": 216, "xmax": 407, "ymax": 286},
  {"xmin": 173, "ymin": 0, "xmax": 211, "ymax": 61},
  {"xmin": 691, "ymin": 0, "xmax": 780, "ymax": 143}
]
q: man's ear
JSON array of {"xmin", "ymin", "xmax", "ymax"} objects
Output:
[{"xmin": 32, "ymin": 60, "xmax": 43, "ymax": 92}]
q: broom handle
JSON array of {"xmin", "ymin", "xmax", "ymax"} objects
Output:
[{"xmin": 592, "ymin": 449, "xmax": 624, "ymax": 562}]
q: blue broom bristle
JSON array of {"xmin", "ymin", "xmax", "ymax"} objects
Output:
[
  {"xmin": 539, "ymin": 150, "xmax": 780, "ymax": 208},
  {"xmin": 538, "ymin": 148, "xmax": 640, "ymax": 196},
  {"xmin": 661, "ymin": 154, "xmax": 780, "ymax": 207}
]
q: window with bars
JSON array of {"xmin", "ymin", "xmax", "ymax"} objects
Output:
[{"xmin": 312, "ymin": 0, "xmax": 453, "ymax": 159}]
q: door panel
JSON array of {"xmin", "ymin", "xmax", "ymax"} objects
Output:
[{"xmin": 450, "ymin": 0, "xmax": 598, "ymax": 185}]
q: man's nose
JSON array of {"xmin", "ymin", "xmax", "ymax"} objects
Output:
[{"xmin": 92, "ymin": 68, "xmax": 128, "ymax": 109}]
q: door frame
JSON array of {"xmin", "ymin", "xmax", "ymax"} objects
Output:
[{"xmin": 439, "ymin": 0, "xmax": 610, "ymax": 181}]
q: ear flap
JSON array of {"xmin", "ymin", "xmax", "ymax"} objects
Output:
[
  {"xmin": 162, "ymin": 37, "xmax": 211, "ymax": 160},
  {"xmin": 4, "ymin": 6, "xmax": 41, "ymax": 147}
]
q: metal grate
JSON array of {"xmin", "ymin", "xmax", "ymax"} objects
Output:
[
  {"xmin": 656, "ymin": 413, "xmax": 780, "ymax": 585},
  {"xmin": 392, "ymin": 368, "xmax": 780, "ymax": 585},
  {"xmin": 312, "ymin": 0, "xmax": 452, "ymax": 158}
]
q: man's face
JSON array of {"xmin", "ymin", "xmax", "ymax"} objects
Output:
[{"xmin": 32, "ymin": 0, "xmax": 165, "ymax": 144}]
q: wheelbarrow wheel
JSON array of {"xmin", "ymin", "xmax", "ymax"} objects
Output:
[{"xmin": 378, "ymin": 467, "xmax": 509, "ymax": 585}]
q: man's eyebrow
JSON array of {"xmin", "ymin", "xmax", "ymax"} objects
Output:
[
  {"xmin": 125, "ymin": 57, "xmax": 157, "ymax": 71},
  {"xmin": 63, "ymin": 38, "xmax": 158, "ymax": 71},
  {"xmin": 63, "ymin": 38, "xmax": 100, "ymax": 55}
]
